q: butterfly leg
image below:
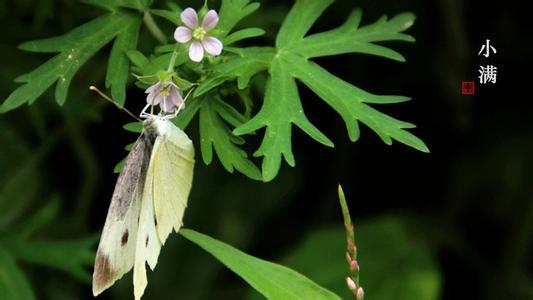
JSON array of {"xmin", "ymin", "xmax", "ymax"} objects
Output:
[{"xmin": 140, "ymin": 104, "xmax": 151, "ymax": 119}]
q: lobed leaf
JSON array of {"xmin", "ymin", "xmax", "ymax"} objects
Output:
[
  {"xmin": 234, "ymin": 57, "xmax": 333, "ymax": 181},
  {"xmin": 199, "ymin": 96, "xmax": 261, "ymax": 180},
  {"xmin": 181, "ymin": 229, "xmax": 341, "ymax": 300},
  {"xmin": 1, "ymin": 11, "xmax": 140, "ymax": 113},
  {"xmin": 221, "ymin": 0, "xmax": 427, "ymax": 179},
  {"xmin": 288, "ymin": 10, "xmax": 416, "ymax": 61}
]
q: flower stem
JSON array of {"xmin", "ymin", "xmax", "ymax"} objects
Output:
[
  {"xmin": 167, "ymin": 48, "xmax": 178, "ymax": 72},
  {"xmin": 338, "ymin": 185, "xmax": 364, "ymax": 299},
  {"xmin": 143, "ymin": 12, "xmax": 167, "ymax": 44}
]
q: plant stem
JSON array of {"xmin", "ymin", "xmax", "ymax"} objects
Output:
[
  {"xmin": 167, "ymin": 48, "xmax": 178, "ymax": 72},
  {"xmin": 143, "ymin": 12, "xmax": 167, "ymax": 44}
]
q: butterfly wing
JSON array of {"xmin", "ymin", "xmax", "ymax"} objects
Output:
[
  {"xmin": 152, "ymin": 124, "xmax": 195, "ymax": 244},
  {"xmin": 132, "ymin": 123, "xmax": 194, "ymax": 300},
  {"xmin": 133, "ymin": 138, "xmax": 163, "ymax": 300},
  {"xmin": 93, "ymin": 134, "xmax": 151, "ymax": 296}
]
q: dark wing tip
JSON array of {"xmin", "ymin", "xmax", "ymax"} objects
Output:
[{"xmin": 93, "ymin": 251, "xmax": 118, "ymax": 296}]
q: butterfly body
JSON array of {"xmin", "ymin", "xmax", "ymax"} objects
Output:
[{"xmin": 93, "ymin": 116, "xmax": 194, "ymax": 299}]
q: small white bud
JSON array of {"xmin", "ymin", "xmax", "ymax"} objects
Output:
[{"xmin": 346, "ymin": 277, "xmax": 356, "ymax": 291}]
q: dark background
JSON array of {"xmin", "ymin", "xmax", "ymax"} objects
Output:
[{"xmin": 0, "ymin": 0, "xmax": 531, "ymax": 299}]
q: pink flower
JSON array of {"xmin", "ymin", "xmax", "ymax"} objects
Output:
[
  {"xmin": 174, "ymin": 8, "xmax": 223, "ymax": 62},
  {"xmin": 145, "ymin": 80, "xmax": 184, "ymax": 113}
]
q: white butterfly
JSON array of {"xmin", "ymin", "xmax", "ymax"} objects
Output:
[{"xmin": 92, "ymin": 113, "xmax": 194, "ymax": 299}]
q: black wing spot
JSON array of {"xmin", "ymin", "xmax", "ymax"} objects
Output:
[
  {"xmin": 145, "ymin": 236, "xmax": 149, "ymax": 247},
  {"xmin": 121, "ymin": 230, "xmax": 129, "ymax": 246},
  {"xmin": 154, "ymin": 214, "xmax": 157, "ymax": 226}
]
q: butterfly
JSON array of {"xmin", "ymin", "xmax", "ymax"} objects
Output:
[{"xmin": 92, "ymin": 111, "xmax": 194, "ymax": 299}]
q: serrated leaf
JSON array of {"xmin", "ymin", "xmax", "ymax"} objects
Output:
[
  {"xmin": 0, "ymin": 248, "xmax": 36, "ymax": 300},
  {"xmin": 293, "ymin": 59, "xmax": 428, "ymax": 152},
  {"xmin": 199, "ymin": 96, "xmax": 261, "ymax": 180},
  {"xmin": 287, "ymin": 10, "xmax": 416, "ymax": 61},
  {"xmin": 1, "ymin": 11, "xmax": 140, "ymax": 113},
  {"xmin": 106, "ymin": 16, "xmax": 141, "ymax": 105},
  {"xmin": 235, "ymin": 57, "xmax": 333, "ymax": 181},
  {"xmin": 181, "ymin": 229, "xmax": 341, "ymax": 300},
  {"xmin": 207, "ymin": 0, "xmax": 427, "ymax": 180}
]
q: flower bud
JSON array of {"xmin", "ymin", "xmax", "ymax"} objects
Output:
[
  {"xmin": 346, "ymin": 277, "xmax": 356, "ymax": 291},
  {"xmin": 347, "ymin": 240, "xmax": 356, "ymax": 254},
  {"xmin": 345, "ymin": 252, "xmax": 352, "ymax": 264},
  {"xmin": 350, "ymin": 260, "xmax": 359, "ymax": 273},
  {"xmin": 356, "ymin": 287, "xmax": 364, "ymax": 299}
]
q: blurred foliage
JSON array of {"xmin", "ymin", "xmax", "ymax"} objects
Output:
[{"xmin": 0, "ymin": 0, "xmax": 532, "ymax": 299}]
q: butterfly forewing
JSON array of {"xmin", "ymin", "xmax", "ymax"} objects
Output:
[{"xmin": 93, "ymin": 134, "xmax": 152, "ymax": 296}]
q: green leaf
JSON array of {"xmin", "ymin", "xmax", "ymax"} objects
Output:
[
  {"xmin": 0, "ymin": 247, "xmax": 36, "ymax": 300},
  {"xmin": 217, "ymin": 0, "xmax": 261, "ymax": 37},
  {"xmin": 150, "ymin": 8, "xmax": 182, "ymax": 26},
  {"xmin": 113, "ymin": 156, "xmax": 127, "ymax": 173},
  {"xmin": 287, "ymin": 10, "xmax": 416, "ymax": 61},
  {"xmin": 82, "ymin": 0, "xmax": 150, "ymax": 11},
  {"xmin": 123, "ymin": 121, "xmax": 143, "ymax": 133},
  {"xmin": 235, "ymin": 57, "xmax": 333, "ymax": 181},
  {"xmin": 195, "ymin": 47, "xmax": 274, "ymax": 97},
  {"xmin": 277, "ymin": 217, "xmax": 442, "ymax": 300},
  {"xmin": 106, "ymin": 16, "xmax": 141, "ymax": 106},
  {"xmin": 181, "ymin": 229, "xmax": 341, "ymax": 300},
  {"xmin": 203, "ymin": 0, "xmax": 427, "ymax": 180},
  {"xmin": 126, "ymin": 50, "xmax": 150, "ymax": 69},
  {"xmin": 275, "ymin": 0, "xmax": 333, "ymax": 49},
  {"xmin": 199, "ymin": 96, "xmax": 261, "ymax": 180},
  {"xmin": 293, "ymin": 60, "xmax": 428, "ymax": 152},
  {"xmin": 1, "ymin": 11, "xmax": 140, "ymax": 113},
  {"xmin": 224, "ymin": 28, "xmax": 265, "ymax": 45},
  {"xmin": 8, "ymin": 236, "xmax": 98, "ymax": 283}
]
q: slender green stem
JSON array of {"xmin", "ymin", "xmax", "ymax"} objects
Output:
[
  {"xmin": 167, "ymin": 48, "xmax": 179, "ymax": 72},
  {"xmin": 338, "ymin": 185, "xmax": 352, "ymax": 227},
  {"xmin": 143, "ymin": 12, "xmax": 167, "ymax": 44},
  {"xmin": 338, "ymin": 185, "xmax": 364, "ymax": 299}
]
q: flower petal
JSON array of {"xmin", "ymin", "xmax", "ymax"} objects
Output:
[
  {"xmin": 174, "ymin": 26, "xmax": 192, "ymax": 43},
  {"xmin": 202, "ymin": 37, "xmax": 223, "ymax": 56},
  {"xmin": 181, "ymin": 8, "xmax": 198, "ymax": 28},
  {"xmin": 145, "ymin": 82, "xmax": 160, "ymax": 94},
  {"xmin": 169, "ymin": 88, "xmax": 184, "ymax": 108},
  {"xmin": 189, "ymin": 41, "xmax": 204, "ymax": 62},
  {"xmin": 148, "ymin": 93, "xmax": 162, "ymax": 105},
  {"xmin": 160, "ymin": 95, "xmax": 175, "ymax": 113},
  {"xmin": 202, "ymin": 10, "xmax": 219, "ymax": 31}
]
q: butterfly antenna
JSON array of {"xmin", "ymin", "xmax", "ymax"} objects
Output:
[{"xmin": 89, "ymin": 86, "xmax": 141, "ymax": 122}]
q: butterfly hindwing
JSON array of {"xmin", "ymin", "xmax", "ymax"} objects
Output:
[
  {"xmin": 93, "ymin": 134, "xmax": 151, "ymax": 296},
  {"xmin": 133, "ymin": 137, "xmax": 163, "ymax": 300},
  {"xmin": 152, "ymin": 124, "xmax": 195, "ymax": 244}
]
